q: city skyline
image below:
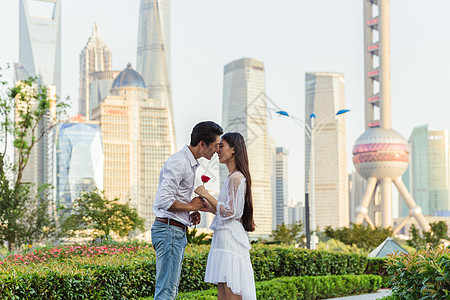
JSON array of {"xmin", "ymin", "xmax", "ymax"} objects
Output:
[{"xmin": 1, "ymin": 0, "xmax": 450, "ymax": 215}]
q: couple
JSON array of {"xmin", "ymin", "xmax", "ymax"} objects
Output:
[{"xmin": 151, "ymin": 121, "xmax": 256, "ymax": 300}]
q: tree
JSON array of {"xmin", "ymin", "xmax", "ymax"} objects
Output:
[
  {"xmin": 406, "ymin": 224, "xmax": 424, "ymax": 250},
  {"xmin": 424, "ymin": 221, "xmax": 448, "ymax": 248},
  {"xmin": 186, "ymin": 227, "xmax": 210, "ymax": 245},
  {"xmin": 271, "ymin": 221, "xmax": 304, "ymax": 245},
  {"xmin": 59, "ymin": 189, "xmax": 145, "ymax": 239},
  {"xmin": 324, "ymin": 223, "xmax": 392, "ymax": 251},
  {"xmin": 0, "ymin": 70, "xmax": 68, "ymax": 250},
  {"xmin": 407, "ymin": 221, "xmax": 448, "ymax": 250}
]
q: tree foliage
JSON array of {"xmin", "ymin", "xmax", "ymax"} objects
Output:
[
  {"xmin": 271, "ymin": 221, "xmax": 304, "ymax": 245},
  {"xmin": 186, "ymin": 227, "xmax": 210, "ymax": 245},
  {"xmin": 0, "ymin": 69, "xmax": 69, "ymax": 250},
  {"xmin": 407, "ymin": 221, "xmax": 448, "ymax": 250},
  {"xmin": 324, "ymin": 223, "xmax": 392, "ymax": 251},
  {"xmin": 60, "ymin": 189, "xmax": 145, "ymax": 239}
]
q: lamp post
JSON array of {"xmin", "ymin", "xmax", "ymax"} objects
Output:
[{"xmin": 276, "ymin": 109, "xmax": 350, "ymax": 250}]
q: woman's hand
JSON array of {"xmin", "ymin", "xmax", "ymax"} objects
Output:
[
  {"xmin": 195, "ymin": 185, "xmax": 218, "ymax": 211},
  {"xmin": 194, "ymin": 185, "xmax": 210, "ymax": 199}
]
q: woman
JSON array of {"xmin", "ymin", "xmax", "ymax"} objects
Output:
[{"xmin": 194, "ymin": 132, "xmax": 256, "ymax": 300}]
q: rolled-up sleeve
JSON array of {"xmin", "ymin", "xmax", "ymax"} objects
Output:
[{"xmin": 154, "ymin": 158, "xmax": 185, "ymax": 211}]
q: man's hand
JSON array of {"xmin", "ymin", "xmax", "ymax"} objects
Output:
[
  {"xmin": 190, "ymin": 211, "xmax": 201, "ymax": 225},
  {"xmin": 190, "ymin": 196, "xmax": 203, "ymax": 211},
  {"xmin": 200, "ymin": 199, "xmax": 216, "ymax": 214}
]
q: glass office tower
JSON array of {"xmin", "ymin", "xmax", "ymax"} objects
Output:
[
  {"xmin": 54, "ymin": 122, "xmax": 104, "ymax": 210},
  {"xmin": 275, "ymin": 147, "xmax": 289, "ymax": 226},
  {"xmin": 401, "ymin": 125, "xmax": 450, "ymax": 216},
  {"xmin": 221, "ymin": 58, "xmax": 272, "ymax": 236},
  {"xmin": 136, "ymin": 0, "xmax": 176, "ymax": 154},
  {"xmin": 19, "ymin": 0, "xmax": 61, "ymax": 95},
  {"xmin": 305, "ymin": 72, "xmax": 349, "ymax": 229}
]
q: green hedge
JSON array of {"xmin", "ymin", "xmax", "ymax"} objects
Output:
[
  {"xmin": 0, "ymin": 244, "xmax": 382, "ymax": 299},
  {"xmin": 179, "ymin": 244, "xmax": 372, "ymax": 292},
  {"xmin": 251, "ymin": 245, "xmax": 368, "ymax": 280},
  {"xmin": 386, "ymin": 247, "xmax": 450, "ymax": 299},
  {"xmin": 0, "ymin": 260, "xmax": 157, "ymax": 299},
  {"xmin": 0, "ymin": 255, "xmax": 158, "ymax": 300},
  {"xmin": 365, "ymin": 257, "xmax": 390, "ymax": 287},
  {"xmin": 173, "ymin": 274, "xmax": 382, "ymax": 300}
]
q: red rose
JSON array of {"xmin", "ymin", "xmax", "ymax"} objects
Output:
[{"xmin": 201, "ymin": 175, "xmax": 211, "ymax": 184}]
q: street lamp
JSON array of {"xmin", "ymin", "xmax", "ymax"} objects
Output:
[{"xmin": 276, "ymin": 109, "xmax": 350, "ymax": 250}]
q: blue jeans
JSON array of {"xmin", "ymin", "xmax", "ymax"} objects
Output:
[{"xmin": 151, "ymin": 220, "xmax": 187, "ymax": 300}]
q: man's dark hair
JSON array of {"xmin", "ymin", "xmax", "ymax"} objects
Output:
[{"xmin": 190, "ymin": 121, "xmax": 223, "ymax": 146}]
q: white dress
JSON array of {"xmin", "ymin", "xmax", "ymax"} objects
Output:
[{"xmin": 205, "ymin": 171, "xmax": 256, "ymax": 300}]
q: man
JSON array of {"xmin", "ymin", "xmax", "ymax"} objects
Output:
[{"xmin": 151, "ymin": 121, "xmax": 223, "ymax": 299}]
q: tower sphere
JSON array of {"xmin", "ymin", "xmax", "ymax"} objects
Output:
[{"xmin": 353, "ymin": 128, "xmax": 409, "ymax": 179}]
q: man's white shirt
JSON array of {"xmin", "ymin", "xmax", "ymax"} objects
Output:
[{"xmin": 153, "ymin": 145, "xmax": 199, "ymax": 226}]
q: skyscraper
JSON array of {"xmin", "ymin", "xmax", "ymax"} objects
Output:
[
  {"xmin": 349, "ymin": 170, "xmax": 368, "ymax": 224},
  {"xmin": 18, "ymin": 0, "xmax": 60, "ymax": 190},
  {"xmin": 92, "ymin": 64, "xmax": 174, "ymax": 230},
  {"xmin": 401, "ymin": 125, "xmax": 450, "ymax": 216},
  {"xmin": 78, "ymin": 23, "xmax": 112, "ymax": 119},
  {"xmin": 53, "ymin": 121, "xmax": 104, "ymax": 212},
  {"xmin": 19, "ymin": 0, "xmax": 61, "ymax": 95},
  {"xmin": 268, "ymin": 137, "xmax": 277, "ymax": 229},
  {"xmin": 275, "ymin": 147, "xmax": 289, "ymax": 226},
  {"xmin": 288, "ymin": 201, "xmax": 304, "ymax": 225},
  {"xmin": 221, "ymin": 58, "xmax": 272, "ymax": 236},
  {"xmin": 305, "ymin": 72, "xmax": 349, "ymax": 229},
  {"xmin": 136, "ymin": 0, "xmax": 176, "ymax": 154}
]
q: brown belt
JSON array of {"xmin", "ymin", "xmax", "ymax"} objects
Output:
[{"xmin": 155, "ymin": 217, "xmax": 187, "ymax": 231}]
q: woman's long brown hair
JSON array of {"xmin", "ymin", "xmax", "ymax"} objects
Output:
[{"xmin": 222, "ymin": 132, "xmax": 255, "ymax": 232}]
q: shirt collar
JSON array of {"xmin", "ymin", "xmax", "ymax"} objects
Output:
[{"xmin": 183, "ymin": 145, "xmax": 200, "ymax": 168}]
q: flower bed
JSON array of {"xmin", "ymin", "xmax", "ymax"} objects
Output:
[{"xmin": 1, "ymin": 244, "xmax": 144, "ymax": 265}]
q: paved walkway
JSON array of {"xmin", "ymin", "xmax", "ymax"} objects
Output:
[{"xmin": 324, "ymin": 289, "xmax": 391, "ymax": 300}]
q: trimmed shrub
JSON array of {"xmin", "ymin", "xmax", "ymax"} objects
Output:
[
  {"xmin": 251, "ymin": 245, "xmax": 368, "ymax": 280},
  {"xmin": 172, "ymin": 274, "xmax": 382, "ymax": 300},
  {"xmin": 178, "ymin": 245, "xmax": 212, "ymax": 292},
  {"xmin": 0, "ymin": 244, "xmax": 380, "ymax": 299},
  {"xmin": 366, "ymin": 257, "xmax": 390, "ymax": 287},
  {"xmin": 176, "ymin": 288, "xmax": 217, "ymax": 300},
  {"xmin": 0, "ymin": 255, "xmax": 156, "ymax": 299},
  {"xmin": 386, "ymin": 246, "xmax": 450, "ymax": 299},
  {"xmin": 365, "ymin": 257, "xmax": 387, "ymax": 276}
]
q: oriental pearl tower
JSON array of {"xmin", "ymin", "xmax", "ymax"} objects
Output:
[{"xmin": 353, "ymin": 0, "xmax": 430, "ymax": 234}]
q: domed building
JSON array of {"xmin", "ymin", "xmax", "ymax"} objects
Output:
[
  {"xmin": 91, "ymin": 64, "xmax": 175, "ymax": 230},
  {"xmin": 111, "ymin": 63, "xmax": 146, "ymax": 90}
]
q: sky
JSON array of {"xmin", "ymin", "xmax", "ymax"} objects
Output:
[{"xmin": 1, "ymin": 0, "xmax": 450, "ymax": 217}]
